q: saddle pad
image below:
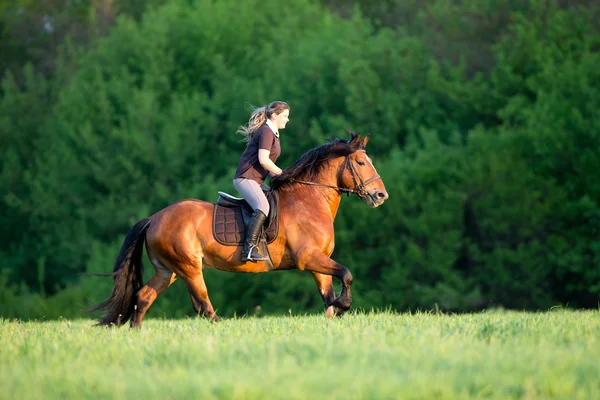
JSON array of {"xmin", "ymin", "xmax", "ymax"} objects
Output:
[{"xmin": 213, "ymin": 205, "xmax": 279, "ymax": 246}]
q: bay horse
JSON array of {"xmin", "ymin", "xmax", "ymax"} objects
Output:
[{"xmin": 93, "ymin": 132, "xmax": 388, "ymax": 327}]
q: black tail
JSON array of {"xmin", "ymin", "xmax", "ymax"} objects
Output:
[{"xmin": 91, "ymin": 218, "xmax": 151, "ymax": 326}]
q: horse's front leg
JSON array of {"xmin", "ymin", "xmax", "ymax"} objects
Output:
[
  {"xmin": 302, "ymin": 252, "xmax": 353, "ymax": 316},
  {"xmin": 312, "ymin": 272, "xmax": 344, "ymax": 318}
]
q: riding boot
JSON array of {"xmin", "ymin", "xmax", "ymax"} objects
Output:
[{"xmin": 242, "ymin": 210, "xmax": 269, "ymax": 262}]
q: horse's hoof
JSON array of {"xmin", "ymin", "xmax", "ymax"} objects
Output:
[
  {"xmin": 326, "ymin": 306, "xmax": 341, "ymax": 318},
  {"xmin": 331, "ymin": 296, "xmax": 352, "ymax": 311}
]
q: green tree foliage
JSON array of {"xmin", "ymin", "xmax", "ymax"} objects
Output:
[
  {"xmin": 491, "ymin": 1, "xmax": 600, "ymax": 306},
  {"xmin": 0, "ymin": 0, "xmax": 599, "ymax": 319},
  {"xmin": 0, "ymin": 0, "xmax": 166, "ymax": 82},
  {"xmin": 331, "ymin": 0, "xmax": 600, "ymax": 312}
]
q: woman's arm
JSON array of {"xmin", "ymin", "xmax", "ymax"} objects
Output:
[{"xmin": 258, "ymin": 149, "xmax": 282, "ymax": 175}]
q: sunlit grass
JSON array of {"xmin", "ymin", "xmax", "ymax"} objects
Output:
[{"xmin": 1, "ymin": 310, "xmax": 599, "ymax": 399}]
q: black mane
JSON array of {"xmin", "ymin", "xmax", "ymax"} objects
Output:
[{"xmin": 271, "ymin": 135, "xmax": 364, "ymax": 190}]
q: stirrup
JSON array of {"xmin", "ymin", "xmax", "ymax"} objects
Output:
[{"xmin": 244, "ymin": 245, "xmax": 268, "ymax": 262}]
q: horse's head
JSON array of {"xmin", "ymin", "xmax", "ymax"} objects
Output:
[
  {"xmin": 340, "ymin": 133, "xmax": 389, "ymax": 208},
  {"xmin": 272, "ymin": 132, "xmax": 389, "ymax": 207}
]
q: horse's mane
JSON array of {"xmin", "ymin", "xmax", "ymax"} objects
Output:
[{"xmin": 271, "ymin": 134, "xmax": 365, "ymax": 191}]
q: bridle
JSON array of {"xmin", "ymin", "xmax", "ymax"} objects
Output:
[{"xmin": 287, "ymin": 150, "xmax": 381, "ymax": 199}]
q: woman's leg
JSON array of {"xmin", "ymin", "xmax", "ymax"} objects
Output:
[
  {"xmin": 233, "ymin": 178, "xmax": 269, "ymax": 215},
  {"xmin": 233, "ymin": 178, "xmax": 270, "ymax": 261}
]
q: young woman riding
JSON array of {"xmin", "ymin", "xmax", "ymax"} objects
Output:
[{"xmin": 234, "ymin": 101, "xmax": 290, "ymax": 262}]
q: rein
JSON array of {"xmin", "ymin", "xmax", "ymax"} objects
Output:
[{"xmin": 286, "ymin": 152, "xmax": 380, "ymax": 199}]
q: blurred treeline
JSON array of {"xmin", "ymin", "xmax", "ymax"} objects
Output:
[{"xmin": 1, "ymin": 0, "xmax": 599, "ymax": 319}]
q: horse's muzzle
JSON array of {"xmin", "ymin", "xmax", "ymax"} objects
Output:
[{"xmin": 366, "ymin": 189, "xmax": 389, "ymax": 208}]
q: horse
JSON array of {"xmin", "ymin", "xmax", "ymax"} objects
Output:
[{"xmin": 92, "ymin": 132, "xmax": 388, "ymax": 328}]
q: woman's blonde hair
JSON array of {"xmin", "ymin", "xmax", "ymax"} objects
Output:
[{"xmin": 237, "ymin": 101, "xmax": 290, "ymax": 142}]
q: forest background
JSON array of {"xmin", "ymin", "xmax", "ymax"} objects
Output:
[{"xmin": 1, "ymin": 0, "xmax": 599, "ymax": 319}]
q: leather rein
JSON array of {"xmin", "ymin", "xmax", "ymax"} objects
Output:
[{"xmin": 286, "ymin": 151, "xmax": 380, "ymax": 199}]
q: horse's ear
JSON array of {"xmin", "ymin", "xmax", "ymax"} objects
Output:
[
  {"xmin": 361, "ymin": 134, "xmax": 370, "ymax": 148},
  {"xmin": 346, "ymin": 128, "xmax": 359, "ymax": 141}
]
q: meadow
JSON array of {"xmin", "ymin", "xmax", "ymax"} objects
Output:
[{"xmin": 1, "ymin": 310, "xmax": 599, "ymax": 400}]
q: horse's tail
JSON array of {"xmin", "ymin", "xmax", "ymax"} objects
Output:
[{"xmin": 91, "ymin": 218, "xmax": 151, "ymax": 326}]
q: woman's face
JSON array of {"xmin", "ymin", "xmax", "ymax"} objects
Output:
[{"xmin": 271, "ymin": 109, "xmax": 290, "ymax": 130}]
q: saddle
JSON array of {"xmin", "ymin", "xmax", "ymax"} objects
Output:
[{"xmin": 212, "ymin": 189, "xmax": 280, "ymax": 246}]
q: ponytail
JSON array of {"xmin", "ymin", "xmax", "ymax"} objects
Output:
[
  {"xmin": 236, "ymin": 101, "xmax": 290, "ymax": 143},
  {"xmin": 236, "ymin": 106, "xmax": 268, "ymax": 142}
]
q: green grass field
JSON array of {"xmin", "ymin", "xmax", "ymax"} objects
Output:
[{"xmin": 1, "ymin": 310, "xmax": 599, "ymax": 399}]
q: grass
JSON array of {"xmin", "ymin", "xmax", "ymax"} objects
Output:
[{"xmin": 1, "ymin": 310, "xmax": 599, "ymax": 399}]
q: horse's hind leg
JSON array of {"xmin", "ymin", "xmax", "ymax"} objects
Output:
[
  {"xmin": 183, "ymin": 268, "xmax": 220, "ymax": 322},
  {"xmin": 131, "ymin": 267, "xmax": 176, "ymax": 329}
]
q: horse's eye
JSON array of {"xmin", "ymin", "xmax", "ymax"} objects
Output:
[{"xmin": 357, "ymin": 161, "xmax": 365, "ymax": 166}]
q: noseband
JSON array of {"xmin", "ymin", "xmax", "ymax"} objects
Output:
[{"xmin": 287, "ymin": 151, "xmax": 381, "ymax": 199}]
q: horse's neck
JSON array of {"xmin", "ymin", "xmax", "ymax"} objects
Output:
[
  {"xmin": 279, "ymin": 164, "xmax": 343, "ymax": 221},
  {"xmin": 287, "ymin": 186, "xmax": 342, "ymax": 220}
]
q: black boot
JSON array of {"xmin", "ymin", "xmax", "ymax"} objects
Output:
[{"xmin": 242, "ymin": 210, "xmax": 269, "ymax": 262}]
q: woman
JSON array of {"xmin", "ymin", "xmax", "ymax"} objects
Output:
[{"xmin": 234, "ymin": 101, "xmax": 290, "ymax": 262}]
